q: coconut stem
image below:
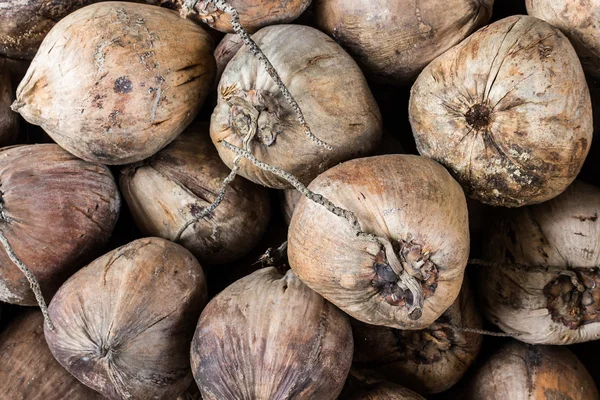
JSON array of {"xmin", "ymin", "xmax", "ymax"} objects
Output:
[
  {"xmin": 221, "ymin": 140, "xmax": 426, "ymax": 318},
  {"xmin": 185, "ymin": 0, "xmax": 332, "ymax": 149},
  {"xmin": 0, "ymin": 230, "xmax": 54, "ymax": 330}
]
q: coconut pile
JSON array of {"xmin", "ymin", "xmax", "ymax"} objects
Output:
[{"xmin": 2, "ymin": 1, "xmax": 600, "ymax": 399}]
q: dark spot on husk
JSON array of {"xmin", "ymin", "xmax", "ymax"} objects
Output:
[
  {"xmin": 465, "ymin": 103, "xmax": 491, "ymax": 131},
  {"xmin": 114, "ymin": 76, "xmax": 133, "ymax": 93},
  {"xmin": 574, "ymin": 212, "xmax": 598, "ymax": 222},
  {"xmin": 526, "ymin": 344, "xmax": 543, "ymax": 367}
]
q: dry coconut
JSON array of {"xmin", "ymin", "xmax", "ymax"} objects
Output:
[
  {"xmin": 352, "ymin": 278, "xmax": 482, "ymax": 394},
  {"xmin": 45, "ymin": 237, "xmax": 207, "ymax": 400},
  {"xmin": 0, "ymin": 310, "xmax": 104, "ymax": 400},
  {"xmin": 527, "ymin": 0, "xmax": 600, "ymax": 78},
  {"xmin": 466, "ymin": 341, "xmax": 599, "ymax": 400},
  {"xmin": 288, "ymin": 154, "xmax": 470, "ymax": 330},
  {"xmin": 12, "ymin": 2, "xmax": 215, "ymax": 165},
  {"xmin": 344, "ymin": 382, "xmax": 425, "ymax": 400},
  {"xmin": 211, "ymin": 24, "xmax": 382, "ymax": 189},
  {"xmin": 479, "ymin": 180, "xmax": 600, "ymax": 344},
  {"xmin": 409, "ymin": 15, "xmax": 592, "ymax": 207},
  {"xmin": 191, "ymin": 267, "xmax": 353, "ymax": 400},
  {"xmin": 120, "ymin": 121, "xmax": 271, "ymax": 264},
  {"xmin": 179, "ymin": 0, "xmax": 311, "ymax": 33},
  {"xmin": 214, "ymin": 33, "xmax": 244, "ymax": 86},
  {"xmin": 0, "ymin": 144, "xmax": 120, "ymax": 306},
  {"xmin": 314, "ymin": 0, "xmax": 494, "ymax": 85}
]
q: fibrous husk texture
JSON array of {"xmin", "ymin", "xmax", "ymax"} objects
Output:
[
  {"xmin": 12, "ymin": 2, "xmax": 216, "ymax": 165},
  {"xmin": 480, "ymin": 180, "xmax": 600, "ymax": 344},
  {"xmin": 345, "ymin": 382, "xmax": 425, "ymax": 400},
  {"xmin": 211, "ymin": 24, "xmax": 382, "ymax": 189},
  {"xmin": 44, "ymin": 237, "xmax": 208, "ymax": 400},
  {"xmin": 527, "ymin": 0, "xmax": 600, "ymax": 78},
  {"xmin": 409, "ymin": 15, "xmax": 592, "ymax": 207},
  {"xmin": 288, "ymin": 154, "xmax": 470, "ymax": 330},
  {"xmin": 180, "ymin": 0, "xmax": 311, "ymax": 33},
  {"xmin": 191, "ymin": 267, "xmax": 353, "ymax": 400},
  {"xmin": 0, "ymin": 144, "xmax": 120, "ymax": 306},
  {"xmin": 314, "ymin": 0, "xmax": 494, "ymax": 84},
  {"xmin": 352, "ymin": 278, "xmax": 482, "ymax": 394},
  {"xmin": 466, "ymin": 341, "xmax": 599, "ymax": 400},
  {"xmin": 120, "ymin": 121, "xmax": 271, "ymax": 264},
  {"xmin": 0, "ymin": 310, "xmax": 105, "ymax": 400}
]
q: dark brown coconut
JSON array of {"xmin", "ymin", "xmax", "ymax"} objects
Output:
[
  {"xmin": 120, "ymin": 121, "xmax": 271, "ymax": 264},
  {"xmin": 180, "ymin": 0, "xmax": 311, "ymax": 33},
  {"xmin": 466, "ymin": 341, "xmax": 599, "ymax": 400},
  {"xmin": 288, "ymin": 155, "xmax": 470, "ymax": 330},
  {"xmin": 0, "ymin": 59, "xmax": 17, "ymax": 146},
  {"xmin": 45, "ymin": 237, "xmax": 207, "ymax": 400},
  {"xmin": 352, "ymin": 278, "xmax": 482, "ymax": 394},
  {"xmin": 0, "ymin": 310, "xmax": 104, "ymax": 400},
  {"xmin": 191, "ymin": 267, "xmax": 353, "ymax": 400},
  {"xmin": 344, "ymin": 382, "xmax": 425, "ymax": 400},
  {"xmin": 409, "ymin": 15, "xmax": 593, "ymax": 207},
  {"xmin": 314, "ymin": 0, "xmax": 494, "ymax": 85},
  {"xmin": 0, "ymin": 144, "xmax": 120, "ymax": 306},
  {"xmin": 527, "ymin": 0, "xmax": 600, "ymax": 78},
  {"xmin": 480, "ymin": 180, "xmax": 600, "ymax": 344},
  {"xmin": 211, "ymin": 24, "xmax": 382, "ymax": 189},
  {"xmin": 12, "ymin": 2, "xmax": 216, "ymax": 165}
]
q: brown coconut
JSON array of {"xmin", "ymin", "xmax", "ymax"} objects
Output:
[
  {"xmin": 120, "ymin": 121, "xmax": 271, "ymax": 264},
  {"xmin": 527, "ymin": 0, "xmax": 600, "ymax": 78},
  {"xmin": 191, "ymin": 267, "xmax": 353, "ymax": 400},
  {"xmin": 211, "ymin": 24, "xmax": 382, "ymax": 189},
  {"xmin": 314, "ymin": 0, "xmax": 494, "ymax": 85},
  {"xmin": 409, "ymin": 15, "xmax": 593, "ymax": 207},
  {"xmin": 479, "ymin": 180, "xmax": 600, "ymax": 344},
  {"xmin": 45, "ymin": 237, "xmax": 207, "ymax": 400},
  {"xmin": 344, "ymin": 382, "xmax": 425, "ymax": 400},
  {"xmin": 0, "ymin": 144, "xmax": 120, "ymax": 306},
  {"xmin": 352, "ymin": 278, "xmax": 482, "ymax": 394},
  {"xmin": 180, "ymin": 0, "xmax": 311, "ymax": 33},
  {"xmin": 12, "ymin": 2, "xmax": 215, "ymax": 165},
  {"xmin": 0, "ymin": 310, "xmax": 104, "ymax": 400},
  {"xmin": 288, "ymin": 154, "xmax": 470, "ymax": 330},
  {"xmin": 0, "ymin": 59, "xmax": 18, "ymax": 146},
  {"xmin": 214, "ymin": 33, "xmax": 244, "ymax": 86},
  {"xmin": 466, "ymin": 341, "xmax": 599, "ymax": 400}
]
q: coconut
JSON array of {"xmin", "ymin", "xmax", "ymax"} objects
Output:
[
  {"xmin": 44, "ymin": 237, "xmax": 207, "ymax": 400},
  {"xmin": 214, "ymin": 34, "xmax": 244, "ymax": 86},
  {"xmin": 191, "ymin": 267, "xmax": 353, "ymax": 400},
  {"xmin": 288, "ymin": 154, "xmax": 470, "ymax": 330},
  {"xmin": 344, "ymin": 382, "xmax": 425, "ymax": 400},
  {"xmin": 12, "ymin": 2, "xmax": 216, "ymax": 165},
  {"xmin": 120, "ymin": 121, "xmax": 271, "ymax": 264},
  {"xmin": 479, "ymin": 180, "xmax": 600, "ymax": 344},
  {"xmin": 527, "ymin": 0, "xmax": 600, "ymax": 78},
  {"xmin": 351, "ymin": 278, "xmax": 482, "ymax": 394},
  {"xmin": 211, "ymin": 24, "xmax": 382, "ymax": 189},
  {"xmin": 466, "ymin": 341, "xmax": 599, "ymax": 400},
  {"xmin": 0, "ymin": 310, "xmax": 104, "ymax": 399},
  {"xmin": 180, "ymin": 0, "xmax": 311, "ymax": 33},
  {"xmin": 409, "ymin": 15, "xmax": 593, "ymax": 207},
  {"xmin": 0, "ymin": 144, "xmax": 120, "ymax": 306},
  {"xmin": 0, "ymin": 58, "xmax": 18, "ymax": 146},
  {"xmin": 314, "ymin": 0, "xmax": 494, "ymax": 85}
]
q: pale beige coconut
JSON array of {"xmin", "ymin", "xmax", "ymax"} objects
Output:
[
  {"xmin": 480, "ymin": 180, "xmax": 600, "ymax": 344},
  {"xmin": 12, "ymin": 2, "xmax": 215, "ymax": 165},
  {"xmin": 314, "ymin": 0, "xmax": 494, "ymax": 85},
  {"xmin": 352, "ymin": 278, "xmax": 482, "ymax": 394},
  {"xmin": 466, "ymin": 341, "xmax": 599, "ymax": 400},
  {"xmin": 120, "ymin": 121, "xmax": 271, "ymax": 264},
  {"xmin": 527, "ymin": 0, "xmax": 600, "ymax": 78},
  {"xmin": 45, "ymin": 237, "xmax": 208, "ymax": 400},
  {"xmin": 288, "ymin": 155, "xmax": 470, "ymax": 330},
  {"xmin": 409, "ymin": 15, "xmax": 592, "ymax": 207},
  {"xmin": 191, "ymin": 267, "xmax": 353, "ymax": 400},
  {"xmin": 211, "ymin": 24, "xmax": 382, "ymax": 189}
]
